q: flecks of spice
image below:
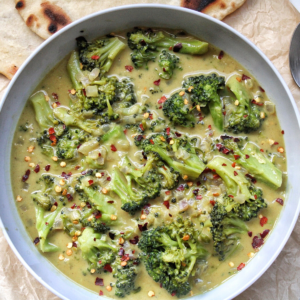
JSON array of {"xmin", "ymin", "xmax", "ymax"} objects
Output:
[
  {"xmin": 252, "ymin": 236, "xmax": 264, "ymax": 249},
  {"xmin": 22, "ymin": 169, "xmax": 30, "ymax": 182},
  {"xmin": 237, "ymin": 263, "xmax": 245, "ymax": 271},
  {"xmin": 95, "ymin": 277, "xmax": 104, "ymax": 286},
  {"xmin": 260, "ymin": 229, "xmax": 270, "ymax": 239},
  {"xmin": 276, "ymin": 198, "xmax": 284, "ymax": 205},
  {"xmin": 99, "ymin": 290, "xmax": 104, "ymax": 296},
  {"xmin": 103, "ymin": 264, "xmax": 112, "ymax": 273},
  {"xmin": 66, "ymin": 194, "xmax": 73, "ymax": 201},
  {"xmin": 110, "ymin": 144, "xmax": 117, "ymax": 152},
  {"xmin": 52, "ymin": 93, "xmax": 58, "ymax": 100},
  {"xmin": 173, "ymin": 43, "xmax": 182, "ymax": 52},
  {"xmin": 125, "ymin": 65, "xmax": 134, "ymax": 72},
  {"xmin": 158, "ymin": 96, "xmax": 167, "ymax": 104},
  {"xmin": 210, "ymin": 200, "xmax": 216, "ymax": 206},
  {"xmin": 138, "ymin": 223, "xmax": 148, "ymax": 232},
  {"xmin": 260, "ymin": 216, "xmax": 268, "ymax": 226},
  {"xmin": 259, "ymin": 86, "xmax": 265, "ymax": 92},
  {"xmin": 33, "ymin": 237, "xmax": 40, "ymax": 245},
  {"xmin": 34, "ymin": 164, "xmax": 40, "ymax": 173},
  {"xmin": 218, "ymin": 50, "xmax": 224, "ymax": 59},
  {"xmin": 91, "ymin": 55, "xmax": 100, "ymax": 60},
  {"xmin": 242, "ymin": 74, "xmax": 251, "ymax": 80},
  {"xmin": 163, "ymin": 201, "xmax": 170, "ymax": 209},
  {"xmin": 45, "ymin": 164, "xmax": 51, "ymax": 171},
  {"xmin": 118, "ymin": 248, "xmax": 125, "ymax": 256},
  {"xmin": 129, "ymin": 236, "xmax": 139, "ymax": 244},
  {"xmin": 153, "ymin": 79, "xmax": 161, "ymax": 86}
]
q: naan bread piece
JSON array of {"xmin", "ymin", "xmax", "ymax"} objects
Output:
[
  {"xmin": 181, "ymin": 0, "xmax": 246, "ymax": 20},
  {"xmin": 0, "ymin": 0, "xmax": 43, "ymax": 79},
  {"xmin": 15, "ymin": 0, "xmax": 71, "ymax": 39}
]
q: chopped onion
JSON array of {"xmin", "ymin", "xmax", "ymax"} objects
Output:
[
  {"xmin": 53, "ymin": 218, "xmax": 63, "ymax": 230},
  {"xmin": 88, "ymin": 68, "xmax": 100, "ymax": 81},
  {"xmin": 78, "ymin": 139, "xmax": 99, "ymax": 155},
  {"xmin": 245, "ymin": 79, "xmax": 253, "ymax": 89},
  {"xmin": 264, "ymin": 101, "xmax": 276, "ymax": 114},
  {"xmin": 234, "ymin": 194, "xmax": 247, "ymax": 204},
  {"xmin": 175, "ymin": 148, "xmax": 190, "ymax": 160},
  {"xmin": 85, "ymin": 85, "xmax": 98, "ymax": 97},
  {"xmin": 178, "ymin": 200, "xmax": 190, "ymax": 212}
]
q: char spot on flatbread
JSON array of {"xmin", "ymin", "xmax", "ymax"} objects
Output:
[
  {"xmin": 40, "ymin": 2, "xmax": 71, "ymax": 34},
  {"xmin": 15, "ymin": 0, "xmax": 25, "ymax": 10},
  {"xmin": 220, "ymin": 2, "xmax": 226, "ymax": 8},
  {"xmin": 26, "ymin": 14, "xmax": 38, "ymax": 27},
  {"xmin": 181, "ymin": 0, "xmax": 217, "ymax": 11}
]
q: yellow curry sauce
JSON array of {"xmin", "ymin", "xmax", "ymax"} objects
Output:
[{"xmin": 11, "ymin": 30, "xmax": 286, "ymax": 299}]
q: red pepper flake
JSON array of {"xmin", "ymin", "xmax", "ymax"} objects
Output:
[
  {"xmin": 252, "ymin": 236, "xmax": 264, "ymax": 248},
  {"xmin": 95, "ymin": 277, "xmax": 104, "ymax": 286},
  {"xmin": 243, "ymin": 115, "xmax": 248, "ymax": 118},
  {"xmin": 276, "ymin": 198, "xmax": 284, "ymax": 205},
  {"xmin": 129, "ymin": 236, "xmax": 139, "ymax": 244},
  {"xmin": 158, "ymin": 96, "xmax": 167, "ymax": 104},
  {"xmin": 125, "ymin": 65, "xmax": 133, "ymax": 72},
  {"xmin": 254, "ymin": 194, "xmax": 257, "ymax": 200},
  {"xmin": 88, "ymin": 179, "xmax": 94, "ymax": 185},
  {"xmin": 139, "ymin": 123, "xmax": 144, "ymax": 131},
  {"xmin": 171, "ymin": 291, "xmax": 176, "ymax": 296},
  {"xmin": 22, "ymin": 169, "xmax": 30, "ymax": 182},
  {"xmin": 242, "ymin": 74, "xmax": 251, "ymax": 80},
  {"xmin": 71, "ymin": 203, "xmax": 76, "ymax": 209},
  {"xmin": 62, "ymin": 172, "xmax": 72, "ymax": 179},
  {"xmin": 245, "ymin": 154, "xmax": 250, "ymax": 159},
  {"xmin": 149, "ymin": 114, "xmax": 153, "ymax": 120},
  {"xmin": 45, "ymin": 164, "xmax": 51, "ymax": 171},
  {"xmin": 138, "ymin": 223, "xmax": 148, "ymax": 232},
  {"xmin": 173, "ymin": 43, "xmax": 183, "ymax": 52},
  {"xmin": 245, "ymin": 173, "xmax": 257, "ymax": 184},
  {"xmin": 159, "ymin": 105, "xmax": 162, "ymax": 109},
  {"xmin": 49, "ymin": 134, "xmax": 56, "ymax": 142},
  {"xmin": 82, "ymin": 89, "xmax": 86, "ymax": 96},
  {"xmin": 229, "ymin": 195, "xmax": 234, "ymax": 198},
  {"xmin": 165, "ymin": 191, "xmax": 171, "ymax": 195},
  {"xmin": 260, "ymin": 229, "xmax": 270, "ymax": 239},
  {"xmin": 208, "ymin": 125, "xmax": 212, "ymax": 130},
  {"xmin": 121, "ymin": 254, "xmax": 130, "ymax": 261},
  {"xmin": 234, "ymin": 171, "xmax": 238, "ymax": 176},
  {"xmin": 166, "ymin": 127, "xmax": 170, "ymax": 135},
  {"xmin": 162, "ymin": 166, "xmax": 167, "ymax": 170},
  {"xmin": 259, "ymin": 86, "xmax": 265, "ymax": 92},
  {"xmin": 223, "ymin": 111, "xmax": 226, "ymax": 116},
  {"xmin": 175, "ymin": 131, "xmax": 182, "ymax": 137},
  {"xmin": 150, "ymin": 139, "xmax": 154, "ymax": 145},
  {"xmin": 55, "ymin": 101, "xmax": 61, "ymax": 106},
  {"xmin": 103, "ymin": 263, "xmax": 112, "ymax": 273},
  {"xmin": 260, "ymin": 216, "xmax": 268, "ymax": 227},
  {"xmin": 107, "ymin": 201, "xmax": 114, "ymax": 204},
  {"xmin": 210, "ymin": 200, "xmax": 216, "ymax": 206},
  {"xmin": 118, "ymin": 248, "xmax": 125, "ymax": 256},
  {"xmin": 75, "ymin": 165, "xmax": 80, "ymax": 170},
  {"xmin": 274, "ymin": 142, "xmax": 279, "ymax": 145},
  {"xmin": 153, "ymin": 79, "xmax": 161, "ymax": 86},
  {"xmin": 222, "ymin": 148, "xmax": 230, "ymax": 155},
  {"xmin": 196, "ymin": 195, "xmax": 202, "ymax": 200},
  {"xmin": 52, "ymin": 93, "xmax": 58, "ymax": 100},
  {"xmin": 110, "ymin": 144, "xmax": 117, "ymax": 152},
  {"xmin": 76, "ymin": 144, "xmax": 81, "ymax": 149},
  {"xmin": 107, "ymin": 177, "xmax": 111, "ymax": 182},
  {"xmin": 281, "ymin": 130, "xmax": 284, "ymax": 134},
  {"xmin": 177, "ymin": 184, "xmax": 185, "ymax": 191},
  {"xmin": 248, "ymin": 231, "xmax": 253, "ymax": 237},
  {"xmin": 237, "ymin": 263, "xmax": 245, "ymax": 271},
  {"xmin": 163, "ymin": 201, "xmax": 170, "ymax": 209},
  {"xmin": 234, "ymin": 155, "xmax": 240, "ymax": 160},
  {"xmin": 34, "ymin": 164, "xmax": 40, "ymax": 173},
  {"xmin": 123, "ymin": 129, "xmax": 127, "ymax": 135},
  {"xmin": 72, "ymin": 242, "xmax": 77, "ymax": 248},
  {"xmin": 213, "ymin": 174, "xmax": 220, "ymax": 179},
  {"xmin": 91, "ymin": 55, "xmax": 100, "ymax": 60},
  {"xmin": 260, "ymin": 149, "xmax": 264, "ymax": 152},
  {"xmin": 33, "ymin": 237, "xmax": 40, "ymax": 245},
  {"xmin": 99, "ymin": 290, "xmax": 104, "ymax": 296},
  {"xmin": 218, "ymin": 50, "xmax": 224, "ymax": 59},
  {"xmin": 94, "ymin": 211, "xmax": 102, "ymax": 219},
  {"xmin": 48, "ymin": 127, "xmax": 55, "ymax": 135},
  {"xmin": 222, "ymin": 163, "xmax": 227, "ymax": 166},
  {"xmin": 232, "ymin": 162, "xmax": 236, "ymax": 168},
  {"xmin": 251, "ymin": 99, "xmax": 264, "ymax": 106}
]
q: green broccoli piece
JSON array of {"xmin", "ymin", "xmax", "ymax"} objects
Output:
[
  {"xmin": 31, "ymin": 175, "xmax": 65, "ymax": 252},
  {"xmin": 221, "ymin": 138, "xmax": 282, "ymax": 189},
  {"xmin": 110, "ymin": 162, "xmax": 161, "ymax": 215},
  {"xmin": 78, "ymin": 227, "xmax": 117, "ymax": 273},
  {"xmin": 224, "ymin": 76, "xmax": 264, "ymax": 133},
  {"xmin": 60, "ymin": 207, "xmax": 82, "ymax": 237},
  {"xmin": 127, "ymin": 28, "xmax": 208, "ymax": 69},
  {"xmin": 139, "ymin": 217, "xmax": 209, "ymax": 297},
  {"xmin": 113, "ymin": 258, "xmax": 141, "ymax": 297},
  {"xmin": 158, "ymin": 50, "xmax": 180, "ymax": 80},
  {"xmin": 31, "ymin": 91, "xmax": 54, "ymax": 130},
  {"xmin": 183, "ymin": 74, "xmax": 225, "ymax": 130},
  {"xmin": 157, "ymin": 163, "xmax": 180, "ymax": 190},
  {"xmin": 162, "ymin": 92, "xmax": 196, "ymax": 128},
  {"xmin": 140, "ymin": 133, "xmax": 206, "ymax": 180},
  {"xmin": 76, "ymin": 36, "xmax": 126, "ymax": 74}
]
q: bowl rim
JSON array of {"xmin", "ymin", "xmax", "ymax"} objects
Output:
[{"xmin": 1, "ymin": 4, "xmax": 300, "ymax": 300}]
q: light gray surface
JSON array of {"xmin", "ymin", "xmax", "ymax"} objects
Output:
[
  {"xmin": 0, "ymin": 5, "xmax": 300, "ymax": 300},
  {"xmin": 290, "ymin": 23, "xmax": 300, "ymax": 87}
]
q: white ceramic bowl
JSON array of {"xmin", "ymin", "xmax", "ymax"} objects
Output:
[{"xmin": 1, "ymin": 4, "xmax": 300, "ymax": 300}]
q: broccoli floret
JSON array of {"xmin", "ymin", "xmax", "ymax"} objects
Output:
[
  {"xmin": 183, "ymin": 74, "xmax": 225, "ymax": 130},
  {"xmin": 221, "ymin": 138, "xmax": 282, "ymax": 189},
  {"xmin": 78, "ymin": 227, "xmax": 117, "ymax": 273},
  {"xmin": 140, "ymin": 133, "xmax": 206, "ymax": 180},
  {"xmin": 76, "ymin": 36, "xmax": 126, "ymax": 74},
  {"xmin": 31, "ymin": 91, "xmax": 54, "ymax": 130},
  {"xmin": 113, "ymin": 258, "xmax": 141, "ymax": 297},
  {"xmin": 157, "ymin": 163, "xmax": 180, "ymax": 190},
  {"xmin": 127, "ymin": 28, "xmax": 208, "ymax": 69},
  {"xmin": 60, "ymin": 207, "xmax": 82, "ymax": 237},
  {"xmin": 162, "ymin": 92, "xmax": 196, "ymax": 128},
  {"xmin": 149, "ymin": 118, "xmax": 166, "ymax": 132},
  {"xmin": 80, "ymin": 207, "xmax": 111, "ymax": 233},
  {"xmin": 110, "ymin": 162, "xmax": 161, "ymax": 215},
  {"xmin": 158, "ymin": 50, "xmax": 180, "ymax": 80},
  {"xmin": 224, "ymin": 76, "xmax": 264, "ymax": 133},
  {"xmin": 139, "ymin": 217, "xmax": 208, "ymax": 297}
]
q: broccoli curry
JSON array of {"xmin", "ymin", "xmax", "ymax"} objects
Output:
[{"xmin": 11, "ymin": 28, "xmax": 286, "ymax": 299}]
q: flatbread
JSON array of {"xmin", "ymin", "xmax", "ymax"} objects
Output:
[
  {"xmin": 15, "ymin": 0, "xmax": 71, "ymax": 40},
  {"xmin": 0, "ymin": 0, "xmax": 43, "ymax": 79},
  {"xmin": 181, "ymin": 0, "xmax": 246, "ymax": 20}
]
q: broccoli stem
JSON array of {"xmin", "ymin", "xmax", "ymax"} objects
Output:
[
  {"xmin": 155, "ymin": 37, "xmax": 208, "ymax": 55},
  {"xmin": 208, "ymin": 95, "xmax": 223, "ymax": 131},
  {"xmin": 207, "ymin": 156, "xmax": 251, "ymax": 200},
  {"xmin": 67, "ymin": 50, "xmax": 83, "ymax": 90},
  {"xmin": 226, "ymin": 76, "xmax": 251, "ymax": 109},
  {"xmin": 100, "ymin": 124, "xmax": 126, "ymax": 143},
  {"xmin": 31, "ymin": 91, "xmax": 54, "ymax": 130}
]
